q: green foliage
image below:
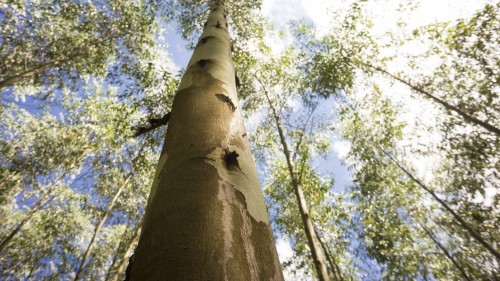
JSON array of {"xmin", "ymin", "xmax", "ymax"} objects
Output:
[{"xmin": 0, "ymin": 0, "xmax": 163, "ymax": 99}]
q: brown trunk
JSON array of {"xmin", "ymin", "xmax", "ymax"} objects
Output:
[
  {"xmin": 382, "ymin": 149, "xmax": 500, "ymax": 261},
  {"xmin": 263, "ymin": 89, "xmax": 330, "ymax": 280},
  {"xmin": 73, "ymin": 175, "xmax": 132, "ymax": 281},
  {"xmin": 361, "ymin": 62, "xmax": 500, "ymax": 136},
  {"xmin": 128, "ymin": 1, "xmax": 283, "ymax": 280}
]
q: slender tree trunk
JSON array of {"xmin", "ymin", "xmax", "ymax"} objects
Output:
[
  {"xmin": 418, "ymin": 223, "xmax": 473, "ymax": 281},
  {"xmin": 104, "ymin": 220, "xmax": 134, "ymax": 281},
  {"xmin": 0, "ymin": 174, "xmax": 65, "ymax": 253},
  {"xmin": 361, "ymin": 62, "xmax": 500, "ymax": 135},
  {"xmin": 73, "ymin": 175, "xmax": 132, "ymax": 281},
  {"xmin": 129, "ymin": 1, "xmax": 283, "ymax": 280},
  {"xmin": 263, "ymin": 90, "xmax": 330, "ymax": 280},
  {"xmin": 314, "ymin": 227, "xmax": 344, "ymax": 281},
  {"xmin": 111, "ymin": 224, "xmax": 142, "ymax": 281},
  {"xmin": 382, "ymin": 149, "xmax": 500, "ymax": 261},
  {"xmin": 104, "ymin": 237, "xmax": 125, "ymax": 281}
]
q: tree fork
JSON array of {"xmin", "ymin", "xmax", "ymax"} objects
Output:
[{"xmin": 128, "ymin": 1, "xmax": 283, "ymax": 280}]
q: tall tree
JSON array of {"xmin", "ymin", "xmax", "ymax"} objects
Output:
[{"xmin": 128, "ymin": 1, "xmax": 283, "ymax": 279}]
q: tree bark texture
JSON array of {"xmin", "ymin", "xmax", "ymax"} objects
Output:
[{"xmin": 129, "ymin": 1, "xmax": 284, "ymax": 280}]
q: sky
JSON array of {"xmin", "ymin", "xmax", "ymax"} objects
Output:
[{"xmin": 160, "ymin": 0, "xmax": 491, "ymax": 279}]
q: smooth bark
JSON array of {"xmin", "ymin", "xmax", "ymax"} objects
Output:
[
  {"xmin": 382, "ymin": 149, "xmax": 500, "ymax": 261},
  {"xmin": 73, "ymin": 175, "xmax": 132, "ymax": 281},
  {"xmin": 129, "ymin": 1, "xmax": 283, "ymax": 280},
  {"xmin": 263, "ymin": 88, "xmax": 330, "ymax": 281}
]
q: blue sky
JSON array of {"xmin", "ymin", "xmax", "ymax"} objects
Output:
[{"xmin": 156, "ymin": 1, "xmax": 493, "ymax": 279}]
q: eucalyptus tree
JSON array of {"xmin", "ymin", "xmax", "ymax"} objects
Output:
[
  {"xmin": 0, "ymin": 102, "xmax": 95, "ymax": 279},
  {"xmin": 335, "ymin": 84, "xmax": 481, "ymax": 280},
  {"xmin": 128, "ymin": 1, "xmax": 283, "ymax": 279},
  {"xmin": 247, "ymin": 48, "xmax": 332, "ymax": 280},
  {"xmin": 408, "ymin": 5, "xmax": 500, "ymax": 268},
  {"xmin": 0, "ymin": 62, "xmax": 175, "ymax": 278},
  {"xmin": 306, "ymin": 0, "xmax": 498, "ymax": 271}
]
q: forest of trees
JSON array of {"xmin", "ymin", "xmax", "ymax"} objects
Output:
[{"xmin": 0, "ymin": 0, "xmax": 498, "ymax": 280}]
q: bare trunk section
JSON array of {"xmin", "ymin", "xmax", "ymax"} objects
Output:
[
  {"xmin": 382, "ymin": 149, "xmax": 500, "ymax": 261},
  {"xmin": 361, "ymin": 62, "xmax": 500, "ymax": 136},
  {"xmin": 73, "ymin": 175, "xmax": 132, "ymax": 281},
  {"xmin": 263, "ymin": 90, "xmax": 330, "ymax": 280},
  {"xmin": 129, "ymin": 1, "xmax": 283, "ymax": 280},
  {"xmin": 0, "ymin": 175, "xmax": 64, "ymax": 253}
]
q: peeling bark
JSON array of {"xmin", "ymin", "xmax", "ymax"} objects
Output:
[{"xmin": 129, "ymin": 1, "xmax": 283, "ymax": 280}]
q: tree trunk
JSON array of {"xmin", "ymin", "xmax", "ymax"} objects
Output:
[
  {"xmin": 314, "ymin": 227, "xmax": 344, "ymax": 281},
  {"xmin": 128, "ymin": 1, "xmax": 283, "ymax": 280},
  {"xmin": 73, "ymin": 175, "xmax": 132, "ymax": 281},
  {"xmin": 361, "ymin": 62, "xmax": 500, "ymax": 136},
  {"xmin": 111, "ymin": 224, "xmax": 142, "ymax": 281},
  {"xmin": 104, "ymin": 222, "xmax": 131, "ymax": 281},
  {"xmin": 382, "ymin": 149, "xmax": 500, "ymax": 261},
  {"xmin": 263, "ymin": 89, "xmax": 330, "ymax": 280}
]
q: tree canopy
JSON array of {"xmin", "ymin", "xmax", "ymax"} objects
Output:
[{"xmin": 0, "ymin": 0, "xmax": 498, "ymax": 280}]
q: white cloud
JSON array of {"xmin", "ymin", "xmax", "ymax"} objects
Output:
[{"xmin": 332, "ymin": 140, "xmax": 351, "ymax": 161}]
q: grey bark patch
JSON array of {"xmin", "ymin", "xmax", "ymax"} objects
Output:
[{"xmin": 215, "ymin": 93, "xmax": 236, "ymax": 112}]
